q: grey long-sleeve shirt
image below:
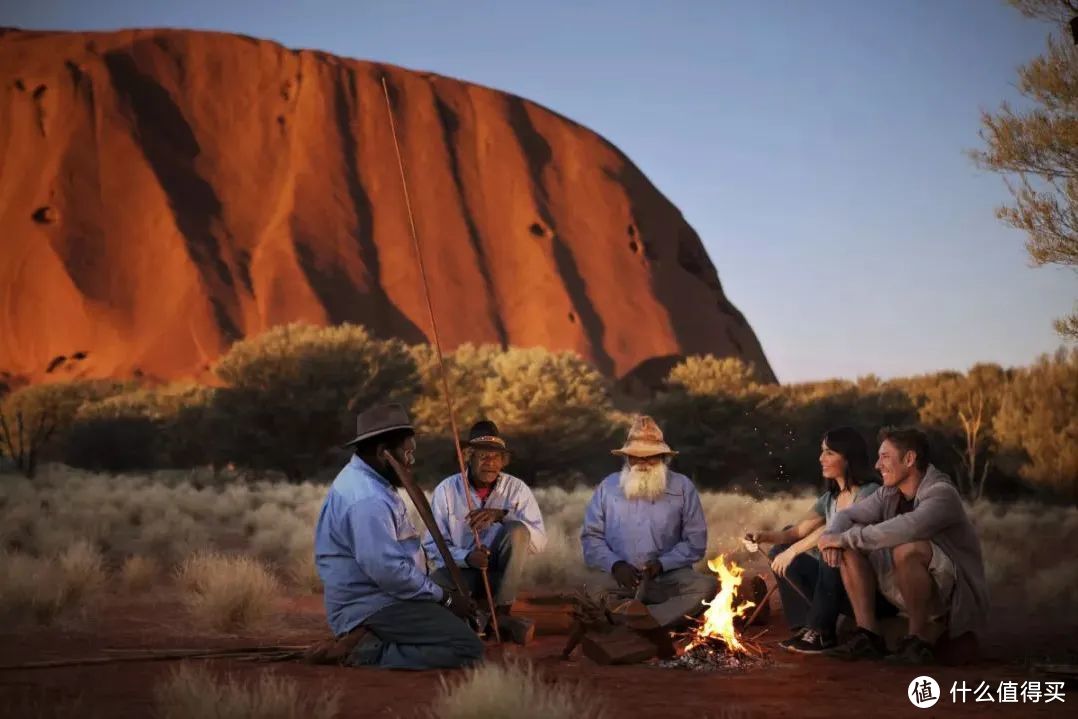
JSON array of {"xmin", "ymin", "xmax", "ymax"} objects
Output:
[{"xmin": 825, "ymin": 465, "xmax": 990, "ymax": 638}]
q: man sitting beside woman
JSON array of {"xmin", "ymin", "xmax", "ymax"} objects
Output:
[{"xmin": 746, "ymin": 427, "xmax": 880, "ymax": 653}]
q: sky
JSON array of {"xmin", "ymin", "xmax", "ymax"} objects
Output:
[{"xmin": 4, "ymin": 0, "xmax": 1075, "ymax": 383}]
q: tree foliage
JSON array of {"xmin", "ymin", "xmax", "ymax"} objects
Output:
[
  {"xmin": 974, "ymin": 0, "xmax": 1078, "ymax": 338},
  {"xmin": 211, "ymin": 323, "xmax": 419, "ymax": 480},
  {"xmin": 993, "ymin": 348, "xmax": 1078, "ymax": 499},
  {"xmin": 0, "ymin": 380, "xmax": 124, "ymax": 477}
]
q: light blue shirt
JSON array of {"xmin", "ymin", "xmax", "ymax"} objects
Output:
[
  {"xmin": 424, "ymin": 472, "xmax": 547, "ymax": 568},
  {"xmin": 581, "ymin": 471, "xmax": 708, "ymax": 573},
  {"xmin": 314, "ymin": 455, "xmax": 443, "ymax": 636}
]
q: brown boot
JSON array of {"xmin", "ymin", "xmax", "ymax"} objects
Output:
[
  {"xmin": 496, "ymin": 605, "xmax": 536, "ymax": 646},
  {"xmin": 302, "ymin": 625, "xmax": 371, "ymax": 665}
]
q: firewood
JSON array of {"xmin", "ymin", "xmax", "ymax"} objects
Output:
[{"xmin": 581, "ymin": 625, "xmax": 660, "ymax": 665}]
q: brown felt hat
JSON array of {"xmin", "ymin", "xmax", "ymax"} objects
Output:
[
  {"xmin": 465, "ymin": 420, "xmax": 509, "ymax": 452},
  {"xmin": 343, "ymin": 403, "xmax": 413, "ymax": 448}
]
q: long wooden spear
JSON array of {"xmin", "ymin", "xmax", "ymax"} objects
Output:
[{"xmin": 380, "ymin": 75, "xmax": 501, "ymax": 643}]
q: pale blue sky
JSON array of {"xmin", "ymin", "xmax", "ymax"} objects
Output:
[{"xmin": 4, "ymin": 0, "xmax": 1074, "ymax": 382}]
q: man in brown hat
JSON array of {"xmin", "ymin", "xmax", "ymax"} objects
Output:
[
  {"xmin": 313, "ymin": 404, "xmax": 484, "ymax": 669},
  {"xmin": 581, "ymin": 415, "xmax": 717, "ymax": 628},
  {"xmin": 425, "ymin": 420, "xmax": 547, "ymax": 645}
]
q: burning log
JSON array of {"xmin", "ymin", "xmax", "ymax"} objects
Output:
[
  {"xmin": 662, "ymin": 555, "xmax": 772, "ymax": 672},
  {"xmin": 582, "ymin": 625, "xmax": 662, "ymax": 665}
]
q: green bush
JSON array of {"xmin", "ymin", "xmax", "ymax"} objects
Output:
[{"xmin": 211, "ymin": 323, "xmax": 419, "ymax": 480}]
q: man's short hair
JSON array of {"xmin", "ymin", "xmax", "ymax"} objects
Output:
[
  {"xmin": 352, "ymin": 428, "xmax": 415, "ymax": 459},
  {"xmin": 877, "ymin": 426, "xmax": 931, "ymax": 473}
]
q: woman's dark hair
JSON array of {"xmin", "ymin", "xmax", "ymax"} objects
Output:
[{"xmin": 822, "ymin": 426, "xmax": 874, "ymax": 492}]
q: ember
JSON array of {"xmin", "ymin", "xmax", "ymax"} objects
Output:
[
  {"xmin": 659, "ymin": 643, "xmax": 770, "ymax": 672},
  {"xmin": 662, "ymin": 555, "xmax": 770, "ymax": 671}
]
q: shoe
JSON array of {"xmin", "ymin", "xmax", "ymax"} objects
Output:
[
  {"xmin": 825, "ymin": 627, "xmax": 888, "ymax": 660},
  {"xmin": 778, "ymin": 627, "xmax": 809, "ymax": 650},
  {"xmin": 886, "ymin": 634, "xmax": 935, "ymax": 665},
  {"xmin": 785, "ymin": 628, "xmax": 836, "ymax": 654}
]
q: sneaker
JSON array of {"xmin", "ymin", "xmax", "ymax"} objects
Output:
[
  {"xmin": 785, "ymin": 628, "xmax": 836, "ymax": 654},
  {"xmin": 825, "ymin": 627, "xmax": 888, "ymax": 661},
  {"xmin": 886, "ymin": 635, "xmax": 935, "ymax": 665},
  {"xmin": 778, "ymin": 627, "xmax": 809, "ymax": 651}
]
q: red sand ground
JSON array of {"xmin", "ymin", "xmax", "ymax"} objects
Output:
[{"xmin": 1, "ymin": 593, "xmax": 1072, "ymax": 718}]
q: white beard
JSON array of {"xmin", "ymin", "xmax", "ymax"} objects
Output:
[{"xmin": 619, "ymin": 462, "xmax": 668, "ymax": 502}]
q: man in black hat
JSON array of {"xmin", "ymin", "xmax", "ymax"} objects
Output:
[
  {"xmin": 313, "ymin": 404, "xmax": 484, "ymax": 669},
  {"xmin": 424, "ymin": 420, "xmax": 547, "ymax": 645}
]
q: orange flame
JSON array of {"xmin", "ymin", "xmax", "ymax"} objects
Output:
[{"xmin": 686, "ymin": 554, "xmax": 756, "ymax": 653}]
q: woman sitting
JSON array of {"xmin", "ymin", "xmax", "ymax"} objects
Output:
[{"xmin": 747, "ymin": 426, "xmax": 880, "ymax": 653}]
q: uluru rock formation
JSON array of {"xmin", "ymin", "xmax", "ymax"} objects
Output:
[{"xmin": 0, "ymin": 27, "xmax": 774, "ymax": 388}]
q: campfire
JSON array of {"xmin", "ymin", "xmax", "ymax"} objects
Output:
[{"xmin": 662, "ymin": 555, "xmax": 770, "ymax": 672}]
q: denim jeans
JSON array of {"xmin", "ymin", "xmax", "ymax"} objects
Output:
[{"xmin": 432, "ymin": 520, "xmax": 530, "ymax": 607}]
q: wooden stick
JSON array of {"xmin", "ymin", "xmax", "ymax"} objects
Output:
[
  {"xmin": 755, "ymin": 548, "xmax": 812, "ymax": 604},
  {"xmin": 744, "ymin": 582, "xmax": 777, "ymax": 627},
  {"xmin": 0, "ymin": 646, "xmax": 310, "ymax": 672},
  {"xmin": 380, "ymin": 75, "xmax": 501, "ymax": 643}
]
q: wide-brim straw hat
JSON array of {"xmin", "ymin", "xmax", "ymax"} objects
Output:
[
  {"xmin": 611, "ymin": 415, "xmax": 678, "ymax": 458},
  {"xmin": 342, "ymin": 403, "xmax": 413, "ymax": 448}
]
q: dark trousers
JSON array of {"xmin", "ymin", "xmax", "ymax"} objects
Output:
[
  {"xmin": 432, "ymin": 521, "xmax": 530, "ymax": 607},
  {"xmin": 768, "ymin": 541, "xmax": 850, "ymax": 634},
  {"xmin": 769, "ymin": 537, "xmax": 899, "ymax": 635},
  {"xmin": 350, "ymin": 600, "xmax": 484, "ymax": 670}
]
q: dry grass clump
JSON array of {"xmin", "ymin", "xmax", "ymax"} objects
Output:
[
  {"xmin": 155, "ymin": 663, "xmax": 339, "ymax": 719},
  {"xmin": 119, "ymin": 554, "xmax": 160, "ymax": 591},
  {"xmin": 0, "ymin": 540, "xmax": 106, "ymax": 625},
  {"xmin": 428, "ymin": 659, "xmax": 608, "ymax": 719},
  {"xmin": 176, "ymin": 552, "xmax": 281, "ymax": 632}
]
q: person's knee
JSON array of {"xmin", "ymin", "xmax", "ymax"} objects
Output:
[
  {"xmin": 694, "ymin": 572, "xmax": 719, "ymax": 599},
  {"xmin": 458, "ymin": 631, "xmax": 485, "ymax": 663},
  {"xmin": 503, "ymin": 520, "xmax": 530, "ymax": 546},
  {"xmin": 893, "ymin": 541, "xmax": 932, "ymax": 569}
]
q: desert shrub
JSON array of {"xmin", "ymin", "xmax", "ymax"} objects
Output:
[
  {"xmin": 666, "ymin": 354, "xmax": 765, "ymax": 396},
  {"xmin": 412, "ymin": 344, "xmax": 618, "ymax": 482},
  {"xmin": 428, "ymin": 659, "xmax": 608, "ymax": 719},
  {"xmin": 176, "ymin": 552, "xmax": 280, "ymax": 632},
  {"xmin": 0, "ymin": 540, "xmax": 106, "ymax": 625},
  {"xmin": 119, "ymin": 555, "xmax": 160, "ymax": 591},
  {"xmin": 155, "ymin": 664, "xmax": 340, "ymax": 719},
  {"xmin": 65, "ymin": 383, "xmax": 217, "ymax": 472},
  {"xmin": 212, "ymin": 323, "xmax": 419, "ymax": 480},
  {"xmin": 0, "ymin": 380, "xmax": 125, "ymax": 477}
]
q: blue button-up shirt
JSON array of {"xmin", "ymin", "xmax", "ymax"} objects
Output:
[
  {"xmin": 580, "ymin": 471, "xmax": 708, "ymax": 573},
  {"xmin": 314, "ymin": 456, "xmax": 443, "ymax": 636},
  {"xmin": 424, "ymin": 472, "xmax": 547, "ymax": 568}
]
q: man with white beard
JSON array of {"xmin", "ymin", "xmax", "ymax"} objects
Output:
[{"xmin": 580, "ymin": 415, "xmax": 716, "ymax": 628}]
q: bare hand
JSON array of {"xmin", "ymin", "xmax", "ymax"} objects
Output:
[
  {"xmin": 467, "ymin": 508, "xmax": 507, "ymax": 532},
  {"xmin": 465, "ymin": 546, "xmax": 490, "ymax": 570},
  {"xmin": 612, "ymin": 561, "xmax": 641, "ymax": 590},
  {"xmin": 442, "ymin": 588, "xmax": 477, "ymax": 621},
  {"xmin": 643, "ymin": 559, "xmax": 663, "ymax": 580},
  {"xmin": 817, "ymin": 533, "xmax": 843, "ymax": 551},
  {"xmin": 823, "ymin": 547, "xmax": 844, "ymax": 568},
  {"xmin": 770, "ymin": 548, "xmax": 796, "ymax": 578}
]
